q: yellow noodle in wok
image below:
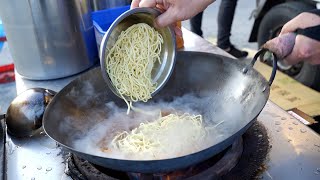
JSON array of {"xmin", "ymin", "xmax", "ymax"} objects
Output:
[
  {"xmin": 110, "ymin": 113, "xmax": 206, "ymax": 158},
  {"xmin": 105, "ymin": 23, "xmax": 163, "ymax": 114}
]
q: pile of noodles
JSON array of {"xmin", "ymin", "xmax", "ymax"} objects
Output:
[
  {"xmin": 109, "ymin": 113, "xmax": 207, "ymax": 159},
  {"xmin": 105, "ymin": 23, "xmax": 163, "ymax": 114}
]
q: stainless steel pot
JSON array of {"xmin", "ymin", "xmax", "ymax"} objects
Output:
[{"xmin": 0, "ymin": 0, "xmax": 98, "ymax": 80}]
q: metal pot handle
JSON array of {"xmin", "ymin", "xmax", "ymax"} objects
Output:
[{"xmin": 244, "ymin": 48, "xmax": 278, "ymax": 86}]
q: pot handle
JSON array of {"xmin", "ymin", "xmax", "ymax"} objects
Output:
[{"xmin": 244, "ymin": 48, "xmax": 278, "ymax": 86}]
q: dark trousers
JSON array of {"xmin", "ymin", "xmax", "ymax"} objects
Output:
[
  {"xmin": 190, "ymin": 0, "xmax": 238, "ymax": 49},
  {"xmin": 190, "ymin": 11, "xmax": 204, "ymax": 37}
]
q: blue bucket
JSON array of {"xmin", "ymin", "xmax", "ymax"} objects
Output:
[{"xmin": 92, "ymin": 5, "xmax": 130, "ymax": 47}]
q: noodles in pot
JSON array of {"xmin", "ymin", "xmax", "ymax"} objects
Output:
[
  {"xmin": 108, "ymin": 113, "xmax": 207, "ymax": 159},
  {"xmin": 105, "ymin": 23, "xmax": 163, "ymax": 114}
]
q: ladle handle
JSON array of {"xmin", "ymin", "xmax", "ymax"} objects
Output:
[{"xmin": 245, "ymin": 48, "xmax": 278, "ymax": 86}]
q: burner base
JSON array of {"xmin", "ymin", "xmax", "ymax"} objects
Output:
[{"xmin": 66, "ymin": 122, "xmax": 269, "ymax": 180}]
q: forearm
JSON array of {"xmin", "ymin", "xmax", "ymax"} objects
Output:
[
  {"xmin": 132, "ymin": 0, "xmax": 217, "ymax": 27},
  {"xmin": 206, "ymin": 0, "xmax": 216, "ymax": 6}
]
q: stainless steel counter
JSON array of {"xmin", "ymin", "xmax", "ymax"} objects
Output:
[{"xmin": 2, "ymin": 29, "xmax": 320, "ymax": 180}]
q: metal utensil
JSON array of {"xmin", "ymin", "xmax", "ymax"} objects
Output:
[
  {"xmin": 99, "ymin": 7, "xmax": 176, "ymax": 102},
  {"xmin": 3, "ymin": 88, "xmax": 56, "ymax": 138}
]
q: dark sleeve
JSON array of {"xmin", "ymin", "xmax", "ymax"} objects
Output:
[
  {"xmin": 308, "ymin": 9, "xmax": 320, "ymax": 16},
  {"xmin": 295, "ymin": 9, "xmax": 320, "ymax": 41}
]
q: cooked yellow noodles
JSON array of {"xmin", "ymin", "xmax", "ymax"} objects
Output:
[
  {"xmin": 105, "ymin": 23, "xmax": 163, "ymax": 114},
  {"xmin": 110, "ymin": 113, "xmax": 206, "ymax": 157}
]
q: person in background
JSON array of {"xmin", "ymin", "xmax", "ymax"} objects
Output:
[
  {"xmin": 190, "ymin": 12, "xmax": 204, "ymax": 37},
  {"xmin": 131, "ymin": 0, "xmax": 320, "ymax": 65},
  {"xmin": 190, "ymin": 0, "xmax": 248, "ymax": 58}
]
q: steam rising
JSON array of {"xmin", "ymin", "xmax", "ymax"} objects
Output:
[{"xmin": 73, "ymin": 94, "xmax": 247, "ymax": 160}]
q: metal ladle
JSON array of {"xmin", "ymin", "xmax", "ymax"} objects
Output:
[{"xmin": 1, "ymin": 88, "xmax": 56, "ymax": 138}]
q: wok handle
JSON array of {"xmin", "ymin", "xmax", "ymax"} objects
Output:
[{"xmin": 245, "ymin": 48, "xmax": 278, "ymax": 86}]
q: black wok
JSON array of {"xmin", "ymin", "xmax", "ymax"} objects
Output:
[{"xmin": 43, "ymin": 50, "xmax": 277, "ymax": 173}]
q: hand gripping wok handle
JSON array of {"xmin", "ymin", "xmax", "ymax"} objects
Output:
[
  {"xmin": 244, "ymin": 48, "xmax": 278, "ymax": 86},
  {"xmin": 262, "ymin": 33, "xmax": 296, "ymax": 59},
  {"xmin": 245, "ymin": 33, "xmax": 296, "ymax": 86}
]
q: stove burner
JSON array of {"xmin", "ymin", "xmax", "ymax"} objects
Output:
[
  {"xmin": 65, "ymin": 122, "xmax": 269, "ymax": 180},
  {"xmin": 222, "ymin": 122, "xmax": 270, "ymax": 179},
  {"xmin": 65, "ymin": 154, "xmax": 126, "ymax": 180},
  {"xmin": 128, "ymin": 139, "xmax": 243, "ymax": 180}
]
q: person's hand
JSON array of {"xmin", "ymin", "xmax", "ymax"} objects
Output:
[
  {"xmin": 283, "ymin": 35, "xmax": 320, "ymax": 65},
  {"xmin": 279, "ymin": 12, "xmax": 320, "ymax": 65},
  {"xmin": 131, "ymin": 0, "xmax": 214, "ymax": 28}
]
